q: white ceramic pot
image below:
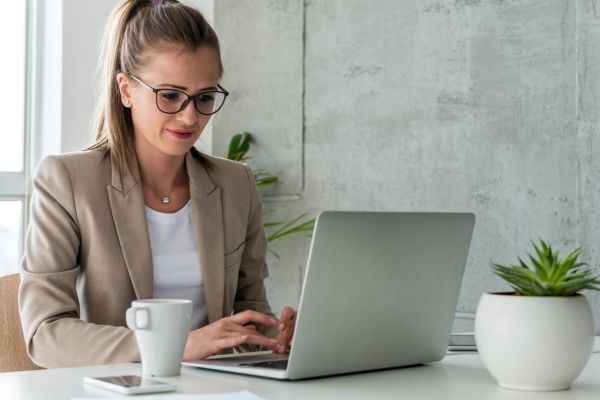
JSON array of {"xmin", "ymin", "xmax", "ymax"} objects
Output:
[{"xmin": 475, "ymin": 292, "xmax": 594, "ymax": 391}]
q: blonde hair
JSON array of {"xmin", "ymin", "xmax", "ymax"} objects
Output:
[{"xmin": 88, "ymin": 0, "xmax": 222, "ymax": 181}]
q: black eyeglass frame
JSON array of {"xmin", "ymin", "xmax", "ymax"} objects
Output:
[{"xmin": 129, "ymin": 74, "xmax": 229, "ymax": 115}]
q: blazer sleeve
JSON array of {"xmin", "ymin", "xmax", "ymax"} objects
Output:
[
  {"xmin": 19, "ymin": 155, "xmax": 139, "ymax": 368},
  {"xmin": 233, "ymin": 165, "xmax": 278, "ymax": 340}
]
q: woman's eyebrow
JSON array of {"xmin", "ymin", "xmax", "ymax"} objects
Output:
[{"xmin": 157, "ymin": 83, "xmax": 218, "ymax": 91}]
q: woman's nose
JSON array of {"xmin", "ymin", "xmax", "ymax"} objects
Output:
[{"xmin": 176, "ymin": 99, "xmax": 200, "ymax": 125}]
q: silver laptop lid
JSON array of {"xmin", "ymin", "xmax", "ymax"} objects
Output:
[{"xmin": 286, "ymin": 211, "xmax": 475, "ymax": 379}]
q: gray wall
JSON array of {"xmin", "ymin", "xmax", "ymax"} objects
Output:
[{"xmin": 213, "ymin": 0, "xmax": 600, "ymax": 332}]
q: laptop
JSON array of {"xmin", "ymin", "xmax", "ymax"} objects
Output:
[{"xmin": 183, "ymin": 211, "xmax": 475, "ymax": 380}]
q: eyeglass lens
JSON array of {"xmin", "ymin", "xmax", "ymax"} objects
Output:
[{"xmin": 156, "ymin": 89, "xmax": 226, "ymax": 115}]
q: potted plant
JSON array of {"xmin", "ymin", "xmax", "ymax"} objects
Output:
[
  {"xmin": 475, "ymin": 240, "xmax": 600, "ymax": 391},
  {"xmin": 225, "ymin": 132, "xmax": 315, "ymax": 257}
]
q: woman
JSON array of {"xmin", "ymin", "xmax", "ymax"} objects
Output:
[{"xmin": 19, "ymin": 0, "xmax": 295, "ymax": 368}]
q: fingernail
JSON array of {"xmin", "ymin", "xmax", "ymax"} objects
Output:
[
  {"xmin": 270, "ymin": 339, "xmax": 277, "ymax": 343},
  {"xmin": 279, "ymin": 323, "xmax": 285, "ymax": 330},
  {"xmin": 270, "ymin": 318, "xmax": 277, "ymax": 324}
]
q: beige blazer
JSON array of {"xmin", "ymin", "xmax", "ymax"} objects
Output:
[{"xmin": 19, "ymin": 147, "xmax": 274, "ymax": 368}]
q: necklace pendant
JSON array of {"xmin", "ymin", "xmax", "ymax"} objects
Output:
[{"xmin": 161, "ymin": 196, "xmax": 171, "ymax": 205}]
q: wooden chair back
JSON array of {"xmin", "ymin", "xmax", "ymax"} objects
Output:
[{"xmin": 0, "ymin": 273, "xmax": 42, "ymax": 372}]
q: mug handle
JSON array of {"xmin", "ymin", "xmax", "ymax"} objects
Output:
[{"xmin": 126, "ymin": 307, "xmax": 151, "ymax": 330}]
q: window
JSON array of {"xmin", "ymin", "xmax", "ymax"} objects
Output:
[{"xmin": 0, "ymin": 1, "xmax": 28, "ymax": 275}]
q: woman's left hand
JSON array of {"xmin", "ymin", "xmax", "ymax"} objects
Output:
[{"xmin": 274, "ymin": 306, "xmax": 296, "ymax": 353}]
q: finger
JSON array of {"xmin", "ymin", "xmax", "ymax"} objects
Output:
[
  {"xmin": 220, "ymin": 330, "xmax": 280, "ymax": 351},
  {"xmin": 190, "ymin": 334, "xmax": 252, "ymax": 359},
  {"xmin": 229, "ymin": 310, "xmax": 277, "ymax": 327},
  {"xmin": 218, "ymin": 330, "xmax": 257, "ymax": 339},
  {"xmin": 217, "ymin": 322, "xmax": 280, "ymax": 350},
  {"xmin": 211, "ymin": 333, "xmax": 276, "ymax": 355},
  {"xmin": 221, "ymin": 320, "xmax": 267, "ymax": 337},
  {"xmin": 282, "ymin": 320, "xmax": 295, "ymax": 344},
  {"xmin": 239, "ymin": 333, "xmax": 280, "ymax": 350},
  {"xmin": 213, "ymin": 335, "xmax": 250, "ymax": 353},
  {"xmin": 203, "ymin": 329, "xmax": 271, "ymax": 352},
  {"xmin": 278, "ymin": 307, "xmax": 295, "ymax": 330},
  {"xmin": 272, "ymin": 341, "xmax": 290, "ymax": 354},
  {"xmin": 276, "ymin": 328, "xmax": 293, "ymax": 348},
  {"xmin": 277, "ymin": 311, "xmax": 296, "ymax": 349}
]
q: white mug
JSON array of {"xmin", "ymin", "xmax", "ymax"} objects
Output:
[{"xmin": 126, "ymin": 299, "xmax": 192, "ymax": 377}]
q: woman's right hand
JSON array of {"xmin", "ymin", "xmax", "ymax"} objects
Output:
[{"xmin": 182, "ymin": 310, "xmax": 283, "ymax": 361}]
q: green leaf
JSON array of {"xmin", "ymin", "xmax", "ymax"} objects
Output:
[
  {"xmin": 491, "ymin": 240, "xmax": 600, "ymax": 296},
  {"xmin": 553, "ymin": 247, "xmax": 583, "ymax": 280},
  {"xmin": 226, "ymin": 130, "xmax": 315, "ymax": 255},
  {"xmin": 256, "ymin": 176, "xmax": 278, "ymax": 187},
  {"xmin": 263, "ymin": 221, "xmax": 285, "ymax": 228},
  {"xmin": 227, "ymin": 132, "xmax": 253, "ymax": 161},
  {"xmin": 266, "ymin": 214, "xmax": 315, "ymax": 243},
  {"xmin": 530, "ymin": 241, "xmax": 550, "ymax": 278},
  {"xmin": 527, "ymin": 254, "xmax": 547, "ymax": 280},
  {"xmin": 267, "ymin": 248, "xmax": 281, "ymax": 259}
]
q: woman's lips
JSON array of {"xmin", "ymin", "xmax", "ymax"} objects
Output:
[{"xmin": 166, "ymin": 129, "xmax": 194, "ymax": 139}]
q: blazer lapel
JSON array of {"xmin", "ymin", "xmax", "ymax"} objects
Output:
[
  {"xmin": 186, "ymin": 152, "xmax": 225, "ymax": 323},
  {"xmin": 107, "ymin": 151, "xmax": 153, "ymax": 300}
]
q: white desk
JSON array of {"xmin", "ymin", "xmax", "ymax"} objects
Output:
[{"xmin": 1, "ymin": 353, "xmax": 599, "ymax": 400}]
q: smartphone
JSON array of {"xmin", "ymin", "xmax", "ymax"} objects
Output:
[
  {"xmin": 83, "ymin": 375, "xmax": 177, "ymax": 395},
  {"xmin": 448, "ymin": 334, "xmax": 477, "ymax": 351}
]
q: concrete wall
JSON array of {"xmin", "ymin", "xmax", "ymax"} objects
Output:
[
  {"xmin": 213, "ymin": 0, "xmax": 600, "ymax": 332},
  {"xmin": 577, "ymin": 0, "xmax": 600, "ymax": 333}
]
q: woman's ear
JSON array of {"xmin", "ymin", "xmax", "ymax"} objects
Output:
[{"xmin": 116, "ymin": 72, "xmax": 132, "ymax": 107}]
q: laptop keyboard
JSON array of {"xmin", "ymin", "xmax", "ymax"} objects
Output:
[{"xmin": 238, "ymin": 359, "xmax": 289, "ymax": 370}]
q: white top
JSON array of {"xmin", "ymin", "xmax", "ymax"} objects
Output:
[{"xmin": 145, "ymin": 200, "xmax": 207, "ymax": 329}]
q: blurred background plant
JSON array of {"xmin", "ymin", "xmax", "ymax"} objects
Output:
[{"xmin": 226, "ymin": 132, "xmax": 315, "ymax": 258}]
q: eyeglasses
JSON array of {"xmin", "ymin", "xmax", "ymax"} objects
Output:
[{"xmin": 129, "ymin": 74, "xmax": 229, "ymax": 115}]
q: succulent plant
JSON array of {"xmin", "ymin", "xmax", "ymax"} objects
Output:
[{"xmin": 492, "ymin": 240, "xmax": 600, "ymax": 296}]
